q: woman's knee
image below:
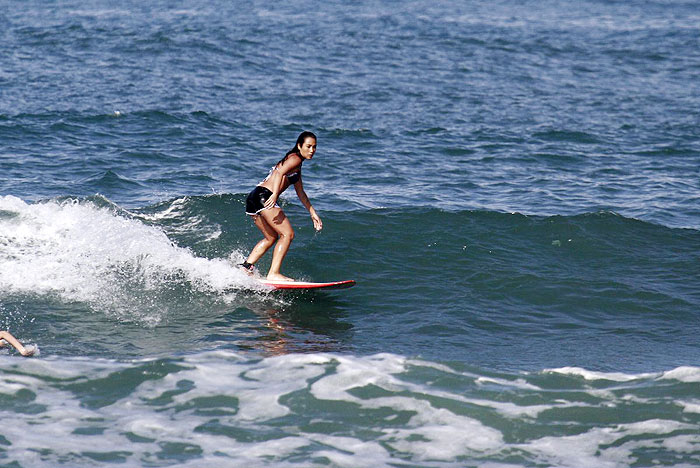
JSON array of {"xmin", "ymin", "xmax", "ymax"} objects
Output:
[
  {"xmin": 280, "ymin": 228, "xmax": 294, "ymax": 242},
  {"xmin": 262, "ymin": 234, "xmax": 278, "ymax": 247}
]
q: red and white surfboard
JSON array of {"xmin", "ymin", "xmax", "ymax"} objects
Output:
[{"xmin": 259, "ymin": 279, "xmax": 356, "ymax": 290}]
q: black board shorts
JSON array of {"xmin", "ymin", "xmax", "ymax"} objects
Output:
[{"xmin": 245, "ymin": 186, "xmax": 277, "ymax": 215}]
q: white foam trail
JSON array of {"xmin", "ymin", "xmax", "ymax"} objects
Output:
[
  {"xmin": 0, "ymin": 196, "xmax": 261, "ymax": 323},
  {"xmin": 410, "ymin": 358, "xmax": 542, "ymax": 391},
  {"xmin": 544, "ymin": 365, "xmax": 700, "ymax": 385},
  {"xmin": 679, "ymin": 401, "xmax": 700, "ymax": 414},
  {"xmin": 543, "ymin": 366, "xmax": 657, "ymax": 382},
  {"xmin": 476, "ymin": 375, "xmax": 541, "ymax": 390},
  {"xmin": 660, "ymin": 366, "xmax": 700, "ymax": 383}
]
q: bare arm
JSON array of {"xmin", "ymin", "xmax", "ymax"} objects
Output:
[
  {"xmin": 0, "ymin": 331, "xmax": 35, "ymax": 357},
  {"xmin": 294, "ymin": 176, "xmax": 323, "ymax": 231}
]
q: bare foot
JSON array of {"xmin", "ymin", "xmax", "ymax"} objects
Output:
[
  {"xmin": 266, "ymin": 273, "xmax": 295, "ymax": 282},
  {"xmin": 237, "ymin": 263, "xmax": 255, "ymax": 276}
]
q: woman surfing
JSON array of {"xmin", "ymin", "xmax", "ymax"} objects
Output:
[{"xmin": 240, "ymin": 131, "xmax": 322, "ymax": 281}]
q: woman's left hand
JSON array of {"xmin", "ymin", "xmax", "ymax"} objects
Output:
[{"xmin": 311, "ymin": 212, "xmax": 323, "ymax": 231}]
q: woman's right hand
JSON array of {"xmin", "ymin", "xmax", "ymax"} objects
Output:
[{"xmin": 264, "ymin": 194, "xmax": 278, "ymax": 210}]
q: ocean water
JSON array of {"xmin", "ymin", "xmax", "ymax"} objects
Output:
[{"xmin": 1, "ymin": 0, "xmax": 699, "ymax": 466}]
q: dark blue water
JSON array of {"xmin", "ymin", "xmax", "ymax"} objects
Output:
[{"xmin": 1, "ymin": 1, "xmax": 699, "ymax": 466}]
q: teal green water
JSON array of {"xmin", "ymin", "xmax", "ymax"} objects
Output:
[
  {"xmin": 1, "ymin": 0, "xmax": 699, "ymax": 465},
  {"xmin": 3, "ymin": 195, "xmax": 698, "ymax": 370}
]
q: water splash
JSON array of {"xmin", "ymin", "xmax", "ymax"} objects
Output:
[{"xmin": 0, "ymin": 196, "xmax": 263, "ymax": 324}]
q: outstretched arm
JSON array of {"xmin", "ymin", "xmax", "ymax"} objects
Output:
[
  {"xmin": 0, "ymin": 331, "xmax": 35, "ymax": 357},
  {"xmin": 294, "ymin": 178, "xmax": 322, "ymax": 231}
]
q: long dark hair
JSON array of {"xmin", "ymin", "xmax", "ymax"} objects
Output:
[{"xmin": 281, "ymin": 131, "xmax": 317, "ymax": 162}]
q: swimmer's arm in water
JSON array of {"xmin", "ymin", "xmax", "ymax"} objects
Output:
[
  {"xmin": 0, "ymin": 331, "xmax": 36, "ymax": 357},
  {"xmin": 294, "ymin": 174, "xmax": 322, "ymax": 231},
  {"xmin": 263, "ymin": 154, "xmax": 303, "ymax": 210}
]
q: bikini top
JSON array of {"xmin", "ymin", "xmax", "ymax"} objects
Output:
[
  {"xmin": 286, "ymin": 170, "xmax": 301, "ymax": 184},
  {"xmin": 260, "ymin": 165, "xmax": 301, "ymax": 186}
]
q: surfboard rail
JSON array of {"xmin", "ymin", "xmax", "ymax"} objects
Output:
[{"xmin": 259, "ymin": 279, "xmax": 356, "ymax": 290}]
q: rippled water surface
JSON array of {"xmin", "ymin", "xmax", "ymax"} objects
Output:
[{"xmin": 1, "ymin": 0, "xmax": 699, "ymax": 466}]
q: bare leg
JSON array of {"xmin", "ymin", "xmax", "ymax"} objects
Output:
[
  {"xmin": 0, "ymin": 331, "xmax": 35, "ymax": 357},
  {"xmin": 245, "ymin": 215, "xmax": 279, "ymax": 266},
  {"xmin": 258, "ymin": 207, "xmax": 295, "ymax": 281}
]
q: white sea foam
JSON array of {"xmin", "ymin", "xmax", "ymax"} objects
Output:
[
  {"xmin": 0, "ymin": 196, "xmax": 262, "ymax": 323},
  {"xmin": 545, "ymin": 365, "xmax": 700, "ymax": 386},
  {"xmin": 1, "ymin": 353, "xmax": 698, "ymax": 467},
  {"xmin": 543, "ymin": 366, "xmax": 657, "ymax": 382},
  {"xmin": 307, "ymin": 434, "xmax": 393, "ymax": 468},
  {"xmin": 130, "ymin": 196, "xmax": 190, "ymax": 222},
  {"xmin": 662, "ymin": 435, "xmax": 700, "ymax": 454},
  {"xmin": 679, "ymin": 400, "xmax": 700, "ymax": 414},
  {"xmin": 520, "ymin": 419, "xmax": 697, "ymax": 468},
  {"xmin": 476, "ymin": 375, "xmax": 541, "ymax": 390},
  {"xmin": 307, "ymin": 354, "xmax": 505, "ymax": 460},
  {"xmin": 410, "ymin": 358, "xmax": 542, "ymax": 391},
  {"xmin": 660, "ymin": 366, "xmax": 700, "ymax": 383}
]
